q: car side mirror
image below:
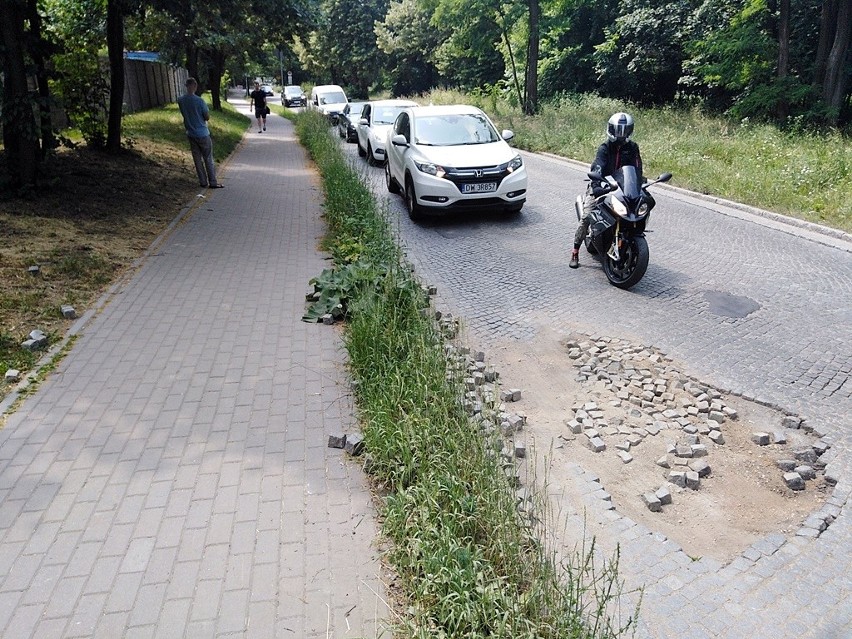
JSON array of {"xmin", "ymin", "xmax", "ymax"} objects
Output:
[
  {"xmin": 391, "ymin": 134, "xmax": 408, "ymax": 147},
  {"xmin": 501, "ymin": 129, "xmax": 514, "ymax": 141}
]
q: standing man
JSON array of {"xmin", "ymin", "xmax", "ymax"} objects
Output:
[
  {"xmin": 250, "ymin": 81, "xmax": 268, "ymax": 133},
  {"xmin": 177, "ymin": 77, "xmax": 224, "ymax": 188}
]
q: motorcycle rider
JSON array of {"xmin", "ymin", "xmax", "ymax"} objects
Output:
[{"xmin": 570, "ymin": 112, "xmax": 643, "ymax": 269}]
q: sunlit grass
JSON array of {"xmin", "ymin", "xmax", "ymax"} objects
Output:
[{"xmin": 123, "ymin": 98, "xmax": 249, "ymax": 163}]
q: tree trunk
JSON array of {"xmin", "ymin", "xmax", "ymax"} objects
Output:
[
  {"xmin": 185, "ymin": 45, "xmax": 199, "ymax": 84},
  {"xmin": 106, "ymin": 0, "xmax": 125, "ymax": 153},
  {"xmin": 208, "ymin": 49, "xmax": 226, "ymax": 110},
  {"xmin": 813, "ymin": 0, "xmax": 837, "ymax": 87},
  {"xmin": 523, "ymin": 0, "xmax": 539, "ymax": 115},
  {"xmin": 776, "ymin": 0, "xmax": 790, "ymax": 120},
  {"xmin": 27, "ymin": 0, "xmax": 56, "ymax": 158},
  {"xmin": 822, "ymin": 0, "xmax": 851, "ymax": 122},
  {"xmin": 495, "ymin": 6, "xmax": 523, "ymax": 107},
  {"xmin": 0, "ymin": 0, "xmax": 40, "ymax": 187}
]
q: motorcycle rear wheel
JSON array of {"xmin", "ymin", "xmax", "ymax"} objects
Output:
[{"xmin": 603, "ymin": 236, "xmax": 649, "ymax": 289}]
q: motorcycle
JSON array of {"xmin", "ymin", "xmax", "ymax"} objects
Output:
[{"xmin": 574, "ymin": 165, "xmax": 672, "ymax": 289}]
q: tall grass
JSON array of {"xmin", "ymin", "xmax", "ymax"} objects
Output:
[
  {"xmin": 296, "ymin": 109, "xmax": 634, "ymax": 637},
  {"xmin": 416, "ymin": 90, "xmax": 851, "ymax": 232}
]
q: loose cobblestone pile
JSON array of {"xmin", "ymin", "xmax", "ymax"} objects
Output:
[{"xmin": 560, "ymin": 332, "xmax": 839, "ymax": 536}]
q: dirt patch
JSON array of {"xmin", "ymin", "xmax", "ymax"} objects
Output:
[{"xmin": 483, "ymin": 326, "xmax": 830, "ymax": 563}]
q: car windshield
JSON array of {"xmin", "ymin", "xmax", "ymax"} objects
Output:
[
  {"xmin": 285, "ymin": 87, "xmax": 302, "ymax": 96},
  {"xmin": 413, "ymin": 113, "xmax": 500, "ymax": 146},
  {"xmin": 373, "ymin": 106, "xmax": 407, "ymax": 125},
  {"xmin": 347, "ymin": 103, "xmax": 366, "ymax": 116},
  {"xmin": 319, "ymin": 92, "xmax": 346, "ymax": 104}
]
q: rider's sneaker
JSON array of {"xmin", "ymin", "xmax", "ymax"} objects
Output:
[{"xmin": 569, "ymin": 250, "xmax": 579, "ymax": 269}]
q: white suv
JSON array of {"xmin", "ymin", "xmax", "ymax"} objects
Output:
[
  {"xmin": 384, "ymin": 104, "xmax": 527, "ymax": 220},
  {"xmin": 309, "ymin": 84, "xmax": 348, "ymax": 124}
]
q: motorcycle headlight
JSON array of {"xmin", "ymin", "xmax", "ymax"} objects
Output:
[
  {"xmin": 638, "ymin": 202, "xmax": 649, "ymax": 216},
  {"xmin": 611, "ymin": 197, "xmax": 628, "ymax": 217},
  {"xmin": 414, "ymin": 160, "xmax": 446, "ymax": 179},
  {"xmin": 507, "ymin": 154, "xmax": 523, "ymax": 173}
]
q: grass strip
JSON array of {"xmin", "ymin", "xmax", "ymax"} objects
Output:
[{"xmin": 295, "ymin": 109, "xmax": 633, "ymax": 638}]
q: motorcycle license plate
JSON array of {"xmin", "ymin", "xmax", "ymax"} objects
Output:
[{"xmin": 462, "ymin": 182, "xmax": 497, "ymax": 194}]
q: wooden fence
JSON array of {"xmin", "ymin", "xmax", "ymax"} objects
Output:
[{"xmin": 122, "ymin": 59, "xmax": 188, "ymax": 113}]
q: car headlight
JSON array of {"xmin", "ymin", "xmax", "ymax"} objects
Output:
[
  {"xmin": 414, "ymin": 160, "xmax": 446, "ymax": 179},
  {"xmin": 507, "ymin": 154, "xmax": 523, "ymax": 172},
  {"xmin": 611, "ymin": 196, "xmax": 628, "ymax": 217}
]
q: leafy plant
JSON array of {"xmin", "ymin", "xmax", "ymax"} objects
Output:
[{"xmin": 301, "ymin": 260, "xmax": 389, "ymax": 323}]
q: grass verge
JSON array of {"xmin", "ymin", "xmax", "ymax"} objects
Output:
[{"xmin": 295, "ymin": 108, "xmax": 634, "ymax": 637}]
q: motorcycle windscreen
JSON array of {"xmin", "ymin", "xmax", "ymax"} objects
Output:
[{"xmin": 614, "ymin": 166, "xmax": 642, "ymax": 199}]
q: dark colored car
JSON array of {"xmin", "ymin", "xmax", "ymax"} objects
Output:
[
  {"xmin": 337, "ymin": 101, "xmax": 368, "ymax": 142},
  {"xmin": 282, "ymin": 85, "xmax": 306, "ymax": 107}
]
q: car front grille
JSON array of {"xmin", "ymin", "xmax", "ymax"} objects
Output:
[{"xmin": 444, "ymin": 165, "xmax": 511, "ymax": 192}]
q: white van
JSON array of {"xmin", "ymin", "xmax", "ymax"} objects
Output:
[{"xmin": 309, "ymin": 84, "xmax": 348, "ymax": 123}]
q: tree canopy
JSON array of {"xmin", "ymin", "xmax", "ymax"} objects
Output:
[{"xmin": 1, "ymin": 0, "xmax": 849, "ymax": 188}]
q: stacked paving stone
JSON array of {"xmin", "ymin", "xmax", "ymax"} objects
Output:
[{"xmin": 562, "ymin": 333, "xmax": 836, "ymax": 533}]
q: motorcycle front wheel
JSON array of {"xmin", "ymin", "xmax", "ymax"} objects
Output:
[{"xmin": 603, "ymin": 236, "xmax": 649, "ymax": 289}]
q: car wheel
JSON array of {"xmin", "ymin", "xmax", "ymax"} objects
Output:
[
  {"xmin": 357, "ymin": 140, "xmax": 366, "ymax": 158},
  {"xmin": 367, "ymin": 143, "xmax": 377, "ymax": 166},
  {"xmin": 405, "ymin": 176, "xmax": 423, "ymax": 221},
  {"xmin": 385, "ymin": 161, "xmax": 400, "ymax": 194},
  {"xmin": 338, "ymin": 127, "xmax": 344, "ymax": 139}
]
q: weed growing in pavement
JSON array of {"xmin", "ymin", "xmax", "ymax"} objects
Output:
[
  {"xmin": 296, "ymin": 108, "xmax": 634, "ymax": 637},
  {"xmin": 419, "ymin": 89, "xmax": 851, "ymax": 233}
]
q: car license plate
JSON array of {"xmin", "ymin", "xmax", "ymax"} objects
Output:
[{"xmin": 462, "ymin": 182, "xmax": 497, "ymax": 194}]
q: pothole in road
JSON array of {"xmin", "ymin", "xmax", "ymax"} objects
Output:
[
  {"xmin": 703, "ymin": 290, "xmax": 761, "ymax": 318},
  {"xmin": 486, "ymin": 328, "xmax": 835, "ymax": 563}
]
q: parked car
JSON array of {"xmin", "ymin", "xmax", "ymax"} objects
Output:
[
  {"xmin": 309, "ymin": 85, "xmax": 348, "ymax": 124},
  {"xmin": 337, "ymin": 101, "xmax": 368, "ymax": 142},
  {"xmin": 356, "ymin": 99, "xmax": 419, "ymax": 165},
  {"xmin": 282, "ymin": 85, "xmax": 306, "ymax": 107},
  {"xmin": 260, "ymin": 84, "xmax": 275, "ymax": 97},
  {"xmin": 384, "ymin": 104, "xmax": 527, "ymax": 220}
]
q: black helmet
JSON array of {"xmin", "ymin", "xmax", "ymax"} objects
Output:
[{"xmin": 607, "ymin": 112, "xmax": 634, "ymax": 143}]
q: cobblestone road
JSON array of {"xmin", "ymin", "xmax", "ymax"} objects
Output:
[{"xmin": 348, "ymin": 143, "xmax": 852, "ymax": 638}]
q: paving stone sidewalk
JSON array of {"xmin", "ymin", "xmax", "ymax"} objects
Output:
[{"xmin": 0, "ymin": 98, "xmax": 388, "ymax": 638}]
